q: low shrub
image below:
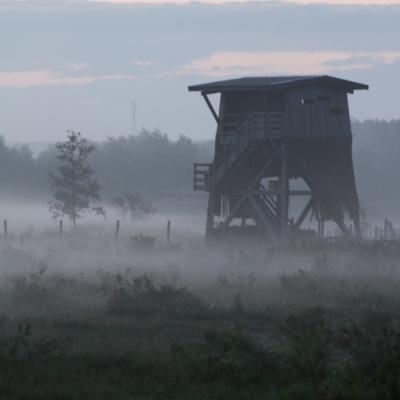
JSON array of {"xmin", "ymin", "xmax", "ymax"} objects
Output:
[
  {"xmin": 106, "ymin": 273, "xmax": 208, "ymax": 319},
  {"xmin": 129, "ymin": 234, "xmax": 157, "ymax": 250},
  {"xmin": 281, "ymin": 307, "xmax": 332, "ymax": 386},
  {"xmin": 171, "ymin": 328, "xmax": 278, "ymax": 385},
  {"xmin": 279, "ymin": 269, "xmax": 318, "ymax": 294},
  {"xmin": 0, "ymin": 324, "xmax": 59, "ymax": 365},
  {"xmin": 8, "ymin": 263, "xmax": 57, "ymax": 305}
]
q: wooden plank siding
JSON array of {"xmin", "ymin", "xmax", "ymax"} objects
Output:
[
  {"xmin": 286, "ymin": 85, "xmax": 351, "ymax": 138},
  {"xmin": 217, "ymin": 85, "xmax": 352, "ymax": 146}
]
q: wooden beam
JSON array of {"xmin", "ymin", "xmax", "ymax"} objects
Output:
[
  {"xmin": 265, "ymin": 137, "xmax": 282, "ymax": 160},
  {"xmin": 221, "ymin": 194, "xmax": 249, "ymax": 229},
  {"xmin": 202, "ymin": 93, "xmax": 220, "ymax": 124},
  {"xmin": 205, "ymin": 192, "xmax": 215, "ymax": 240},
  {"xmin": 353, "ymin": 212, "xmax": 362, "ymax": 239},
  {"xmin": 334, "ymin": 216, "xmax": 351, "ymax": 238},
  {"xmin": 248, "ymin": 195, "xmax": 278, "ymax": 239},
  {"xmin": 221, "ymin": 156, "xmax": 276, "ymax": 229},
  {"xmin": 250, "ymin": 155, "xmax": 276, "ymax": 189},
  {"xmin": 294, "ymin": 196, "xmax": 314, "ymax": 229},
  {"xmin": 260, "ymin": 192, "xmax": 278, "ymax": 215},
  {"xmin": 280, "ymin": 141, "xmax": 289, "ymax": 238},
  {"xmin": 252, "ymin": 189, "xmax": 312, "ymax": 197},
  {"xmin": 289, "ymin": 190, "xmax": 312, "ymax": 196}
]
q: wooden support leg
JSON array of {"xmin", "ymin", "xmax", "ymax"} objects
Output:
[
  {"xmin": 280, "ymin": 142, "xmax": 289, "ymax": 239},
  {"xmin": 334, "ymin": 216, "xmax": 351, "ymax": 238},
  {"xmin": 221, "ymin": 156, "xmax": 276, "ymax": 230},
  {"xmin": 248, "ymin": 194, "xmax": 279, "ymax": 240},
  {"xmin": 318, "ymin": 220, "xmax": 325, "ymax": 238},
  {"xmin": 294, "ymin": 197, "xmax": 314, "ymax": 229},
  {"xmin": 205, "ymin": 193, "xmax": 215, "ymax": 239},
  {"xmin": 353, "ymin": 212, "xmax": 362, "ymax": 239},
  {"xmin": 222, "ymin": 194, "xmax": 248, "ymax": 229}
]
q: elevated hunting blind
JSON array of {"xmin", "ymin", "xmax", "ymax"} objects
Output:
[{"xmin": 189, "ymin": 75, "xmax": 368, "ymax": 240}]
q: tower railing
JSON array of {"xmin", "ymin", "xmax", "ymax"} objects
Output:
[
  {"xmin": 220, "ymin": 111, "xmax": 286, "ymax": 144},
  {"xmin": 211, "ymin": 111, "xmax": 286, "ymax": 187},
  {"xmin": 193, "ymin": 111, "xmax": 287, "ymax": 191},
  {"xmin": 212, "ymin": 116, "xmax": 254, "ymax": 186}
]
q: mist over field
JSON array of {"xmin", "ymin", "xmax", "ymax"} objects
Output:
[{"xmin": 0, "ymin": 119, "xmax": 399, "ymax": 232}]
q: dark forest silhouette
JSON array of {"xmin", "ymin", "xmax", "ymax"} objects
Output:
[{"xmin": 0, "ymin": 121, "xmax": 398, "ymax": 214}]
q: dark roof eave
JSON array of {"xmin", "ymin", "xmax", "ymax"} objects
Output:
[{"xmin": 188, "ymin": 76, "xmax": 369, "ymax": 94}]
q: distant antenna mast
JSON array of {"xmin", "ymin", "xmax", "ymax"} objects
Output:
[{"xmin": 132, "ymin": 99, "xmax": 136, "ymax": 135}]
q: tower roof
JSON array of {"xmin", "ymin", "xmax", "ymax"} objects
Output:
[{"xmin": 188, "ymin": 75, "xmax": 368, "ymax": 94}]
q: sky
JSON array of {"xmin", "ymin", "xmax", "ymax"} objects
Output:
[{"xmin": 0, "ymin": 0, "xmax": 399, "ymax": 143}]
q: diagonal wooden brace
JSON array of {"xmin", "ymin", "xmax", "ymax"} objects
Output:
[
  {"xmin": 294, "ymin": 196, "xmax": 315, "ymax": 229},
  {"xmin": 221, "ymin": 155, "xmax": 276, "ymax": 229}
]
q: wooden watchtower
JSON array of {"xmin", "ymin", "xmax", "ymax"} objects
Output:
[{"xmin": 189, "ymin": 75, "xmax": 368, "ymax": 240}]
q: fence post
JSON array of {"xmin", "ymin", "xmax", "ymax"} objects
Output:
[
  {"xmin": 384, "ymin": 219, "xmax": 388, "ymax": 240},
  {"xmin": 115, "ymin": 220, "xmax": 120, "ymax": 241},
  {"xmin": 167, "ymin": 220, "xmax": 171, "ymax": 244},
  {"xmin": 59, "ymin": 220, "xmax": 63, "ymax": 236},
  {"xmin": 3, "ymin": 219, "xmax": 7, "ymax": 240}
]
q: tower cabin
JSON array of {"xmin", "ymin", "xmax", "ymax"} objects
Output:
[{"xmin": 189, "ymin": 75, "xmax": 368, "ymax": 240}]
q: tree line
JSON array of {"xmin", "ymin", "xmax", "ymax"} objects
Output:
[
  {"xmin": 352, "ymin": 119, "xmax": 400, "ymax": 216},
  {"xmin": 0, "ymin": 129, "xmax": 213, "ymax": 201},
  {"xmin": 0, "ymin": 120, "xmax": 399, "ymax": 218}
]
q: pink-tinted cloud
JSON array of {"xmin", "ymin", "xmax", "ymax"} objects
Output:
[
  {"xmin": 288, "ymin": 0, "xmax": 400, "ymax": 3},
  {"xmin": 0, "ymin": 70, "xmax": 135, "ymax": 88},
  {"xmin": 176, "ymin": 50, "xmax": 400, "ymax": 77}
]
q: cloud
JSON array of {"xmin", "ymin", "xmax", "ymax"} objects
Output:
[
  {"xmin": 131, "ymin": 59, "xmax": 153, "ymax": 67},
  {"xmin": 285, "ymin": 0, "xmax": 400, "ymax": 4},
  {"xmin": 0, "ymin": 70, "xmax": 135, "ymax": 88},
  {"xmin": 65, "ymin": 63, "xmax": 90, "ymax": 71},
  {"xmin": 287, "ymin": 0, "xmax": 400, "ymax": 4},
  {"xmin": 175, "ymin": 50, "xmax": 400, "ymax": 77}
]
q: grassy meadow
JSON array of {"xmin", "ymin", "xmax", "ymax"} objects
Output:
[{"xmin": 0, "ymin": 230, "xmax": 399, "ymax": 399}]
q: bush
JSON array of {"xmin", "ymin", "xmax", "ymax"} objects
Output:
[
  {"xmin": 0, "ymin": 324, "xmax": 58, "ymax": 365},
  {"xmin": 8, "ymin": 263, "xmax": 57, "ymax": 305},
  {"xmin": 106, "ymin": 273, "xmax": 208, "ymax": 319},
  {"xmin": 171, "ymin": 328, "xmax": 278, "ymax": 385},
  {"xmin": 279, "ymin": 269, "xmax": 318, "ymax": 294},
  {"xmin": 281, "ymin": 307, "xmax": 332, "ymax": 386},
  {"xmin": 129, "ymin": 234, "xmax": 157, "ymax": 250}
]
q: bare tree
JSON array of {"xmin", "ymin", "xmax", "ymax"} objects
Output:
[{"xmin": 111, "ymin": 192, "xmax": 156, "ymax": 220}]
